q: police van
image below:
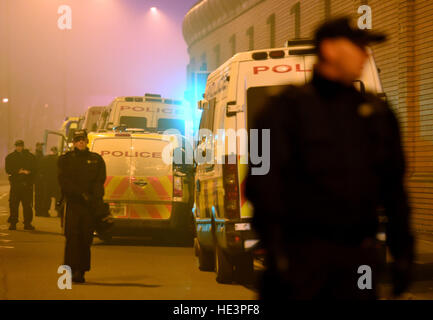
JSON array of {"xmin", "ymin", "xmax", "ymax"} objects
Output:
[
  {"xmin": 193, "ymin": 40, "xmax": 386, "ymax": 283},
  {"xmin": 82, "ymin": 106, "xmax": 105, "ymax": 133},
  {"xmin": 87, "ymin": 129, "xmax": 195, "ymax": 243},
  {"xmin": 97, "ymin": 93, "xmax": 193, "ymax": 140},
  {"xmin": 44, "ymin": 116, "xmax": 83, "ymax": 155}
]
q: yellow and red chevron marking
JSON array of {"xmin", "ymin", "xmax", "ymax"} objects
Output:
[
  {"xmin": 104, "ymin": 175, "xmax": 173, "ymax": 220},
  {"xmin": 104, "ymin": 175, "xmax": 173, "ymax": 201},
  {"xmin": 128, "ymin": 203, "xmax": 172, "ymax": 220},
  {"xmin": 131, "ymin": 175, "xmax": 173, "ymax": 201},
  {"xmin": 104, "ymin": 176, "xmax": 133, "ymax": 201}
]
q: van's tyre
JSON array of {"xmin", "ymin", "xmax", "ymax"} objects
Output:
[
  {"xmin": 215, "ymin": 246, "xmax": 234, "ymax": 284},
  {"xmin": 234, "ymin": 253, "xmax": 254, "ymax": 284},
  {"xmin": 198, "ymin": 242, "xmax": 215, "ymax": 271}
]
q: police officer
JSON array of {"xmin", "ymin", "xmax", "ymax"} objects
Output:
[
  {"xmin": 40, "ymin": 146, "xmax": 61, "ymax": 217},
  {"xmin": 58, "ymin": 130, "xmax": 106, "ymax": 283},
  {"xmin": 5, "ymin": 140, "xmax": 36, "ymax": 230},
  {"xmin": 34, "ymin": 142, "xmax": 48, "ymax": 217},
  {"xmin": 246, "ymin": 17, "xmax": 413, "ymax": 300}
]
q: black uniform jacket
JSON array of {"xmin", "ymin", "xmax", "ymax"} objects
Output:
[
  {"xmin": 58, "ymin": 148, "xmax": 106, "ymax": 205},
  {"xmin": 246, "ymin": 72, "xmax": 413, "ymax": 260},
  {"xmin": 5, "ymin": 149, "xmax": 36, "ymax": 185}
]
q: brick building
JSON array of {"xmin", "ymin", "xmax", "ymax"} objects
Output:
[{"xmin": 182, "ymin": 0, "xmax": 433, "ymax": 234}]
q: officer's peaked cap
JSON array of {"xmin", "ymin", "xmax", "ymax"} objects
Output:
[
  {"xmin": 314, "ymin": 16, "xmax": 387, "ymax": 50},
  {"xmin": 73, "ymin": 130, "xmax": 88, "ymax": 141},
  {"xmin": 15, "ymin": 140, "xmax": 24, "ymax": 146}
]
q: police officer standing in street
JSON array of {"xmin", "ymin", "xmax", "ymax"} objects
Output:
[
  {"xmin": 34, "ymin": 142, "xmax": 48, "ymax": 217},
  {"xmin": 40, "ymin": 146, "xmax": 62, "ymax": 217},
  {"xmin": 58, "ymin": 130, "xmax": 106, "ymax": 283},
  {"xmin": 5, "ymin": 140, "xmax": 36, "ymax": 230},
  {"xmin": 246, "ymin": 17, "xmax": 413, "ymax": 300}
]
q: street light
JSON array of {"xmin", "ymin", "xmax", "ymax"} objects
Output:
[
  {"xmin": 2, "ymin": 98, "xmax": 9, "ymax": 103},
  {"xmin": 150, "ymin": 7, "xmax": 157, "ymax": 14}
]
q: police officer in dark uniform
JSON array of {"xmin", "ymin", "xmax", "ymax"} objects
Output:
[
  {"xmin": 58, "ymin": 130, "xmax": 106, "ymax": 283},
  {"xmin": 246, "ymin": 17, "xmax": 413, "ymax": 300},
  {"xmin": 40, "ymin": 146, "xmax": 62, "ymax": 217},
  {"xmin": 34, "ymin": 142, "xmax": 48, "ymax": 217},
  {"xmin": 5, "ymin": 140, "xmax": 36, "ymax": 230}
]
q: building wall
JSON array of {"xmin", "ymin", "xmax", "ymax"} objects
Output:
[{"xmin": 183, "ymin": 0, "xmax": 433, "ymax": 234}]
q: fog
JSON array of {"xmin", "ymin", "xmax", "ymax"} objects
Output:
[{"xmin": 0, "ymin": 0, "xmax": 197, "ymax": 165}]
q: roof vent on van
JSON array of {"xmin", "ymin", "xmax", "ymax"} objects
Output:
[
  {"xmin": 252, "ymin": 52, "xmax": 268, "ymax": 60},
  {"xmin": 269, "ymin": 50, "xmax": 285, "ymax": 59}
]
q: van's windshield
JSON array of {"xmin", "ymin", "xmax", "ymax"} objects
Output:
[{"xmin": 119, "ymin": 116, "xmax": 148, "ymax": 130}]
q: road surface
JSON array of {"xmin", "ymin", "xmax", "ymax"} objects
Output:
[{"xmin": 0, "ymin": 183, "xmax": 258, "ymax": 300}]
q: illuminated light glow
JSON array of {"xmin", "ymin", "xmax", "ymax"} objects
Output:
[
  {"xmin": 150, "ymin": 7, "xmax": 157, "ymax": 13},
  {"xmin": 2, "ymin": 98, "xmax": 9, "ymax": 103}
]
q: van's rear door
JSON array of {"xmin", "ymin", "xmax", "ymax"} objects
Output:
[
  {"xmin": 129, "ymin": 137, "xmax": 173, "ymax": 220},
  {"xmin": 92, "ymin": 137, "xmax": 133, "ymax": 219},
  {"xmin": 238, "ymin": 55, "xmax": 308, "ymax": 218}
]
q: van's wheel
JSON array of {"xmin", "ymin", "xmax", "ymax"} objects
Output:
[
  {"xmin": 234, "ymin": 253, "xmax": 254, "ymax": 284},
  {"xmin": 197, "ymin": 242, "xmax": 215, "ymax": 271},
  {"xmin": 215, "ymin": 246, "xmax": 234, "ymax": 284}
]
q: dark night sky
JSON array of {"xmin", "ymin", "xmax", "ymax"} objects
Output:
[{"xmin": 0, "ymin": 0, "xmax": 199, "ymax": 161}]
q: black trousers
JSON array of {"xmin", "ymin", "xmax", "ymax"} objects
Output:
[
  {"xmin": 8, "ymin": 182, "xmax": 33, "ymax": 225},
  {"xmin": 64, "ymin": 201, "xmax": 95, "ymax": 272},
  {"xmin": 261, "ymin": 238, "xmax": 380, "ymax": 301},
  {"xmin": 34, "ymin": 178, "xmax": 48, "ymax": 216}
]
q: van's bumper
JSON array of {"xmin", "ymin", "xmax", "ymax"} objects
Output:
[{"xmin": 105, "ymin": 202, "xmax": 192, "ymax": 236}]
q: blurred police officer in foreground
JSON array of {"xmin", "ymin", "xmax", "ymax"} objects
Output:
[
  {"xmin": 58, "ymin": 130, "xmax": 106, "ymax": 283},
  {"xmin": 246, "ymin": 17, "xmax": 413, "ymax": 300},
  {"xmin": 5, "ymin": 140, "xmax": 36, "ymax": 230}
]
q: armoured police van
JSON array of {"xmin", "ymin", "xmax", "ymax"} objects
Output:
[
  {"xmin": 193, "ymin": 40, "xmax": 385, "ymax": 283},
  {"xmin": 97, "ymin": 94, "xmax": 193, "ymax": 141},
  {"xmin": 87, "ymin": 130, "xmax": 195, "ymax": 244}
]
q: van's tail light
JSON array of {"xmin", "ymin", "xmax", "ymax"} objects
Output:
[
  {"xmin": 173, "ymin": 176, "xmax": 183, "ymax": 197},
  {"xmin": 223, "ymin": 156, "xmax": 240, "ymax": 219}
]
